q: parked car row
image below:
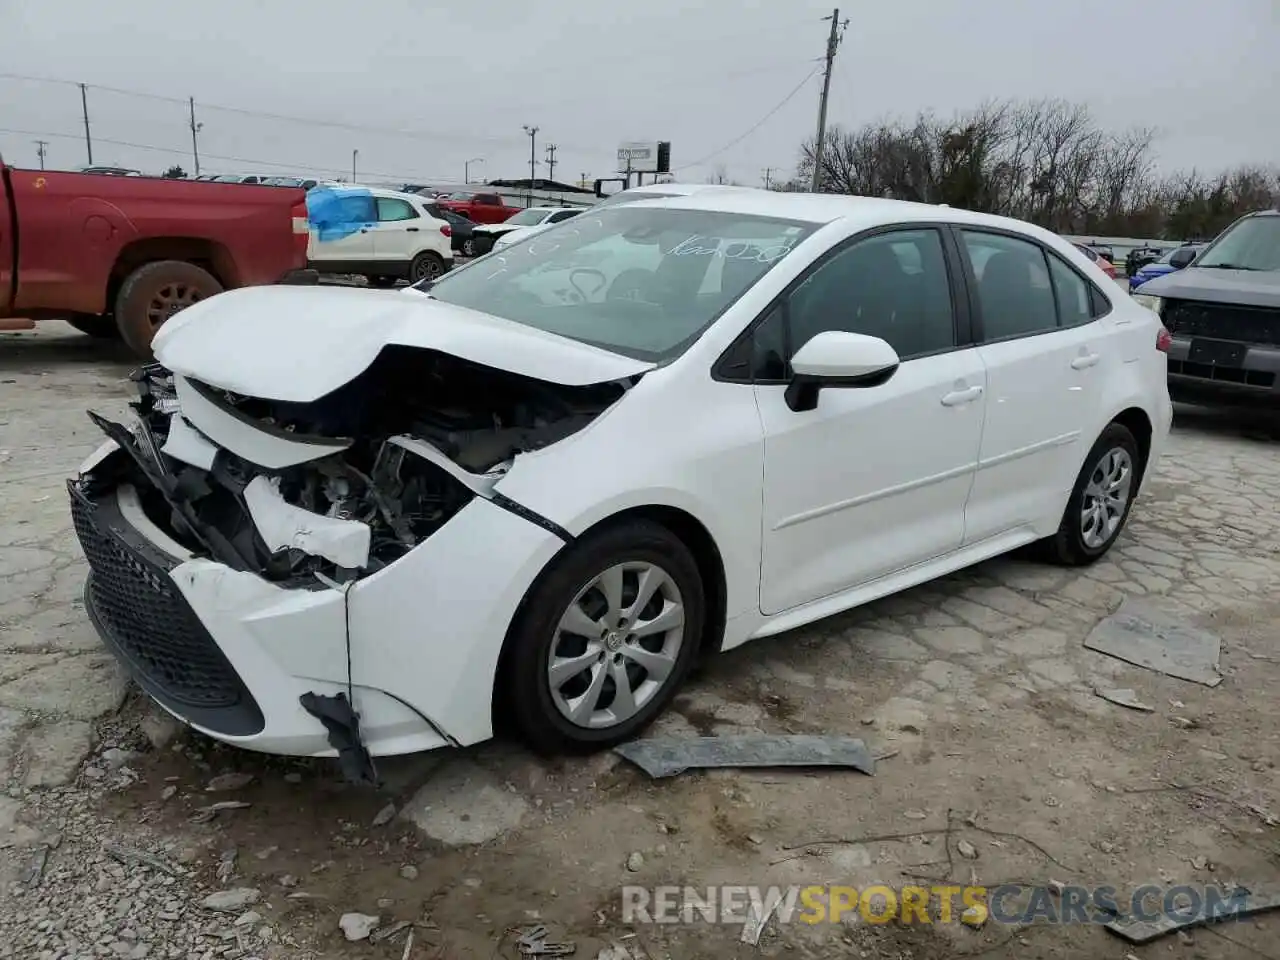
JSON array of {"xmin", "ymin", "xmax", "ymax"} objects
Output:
[{"xmin": 1128, "ymin": 244, "xmax": 1205, "ymax": 290}]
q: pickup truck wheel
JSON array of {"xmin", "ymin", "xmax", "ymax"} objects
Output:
[
  {"xmin": 65, "ymin": 314, "xmax": 120, "ymax": 339},
  {"xmin": 410, "ymin": 252, "xmax": 445, "ymax": 283},
  {"xmin": 115, "ymin": 260, "xmax": 223, "ymax": 358}
]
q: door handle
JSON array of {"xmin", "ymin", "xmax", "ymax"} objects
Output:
[
  {"xmin": 1071, "ymin": 353, "xmax": 1101, "ymax": 370},
  {"xmin": 941, "ymin": 385, "xmax": 983, "ymax": 407},
  {"xmin": 406, "ymin": 227, "xmax": 419, "ymax": 232}
]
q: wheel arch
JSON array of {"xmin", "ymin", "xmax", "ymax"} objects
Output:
[
  {"xmin": 492, "ymin": 502, "xmax": 730, "ymax": 733},
  {"xmin": 1107, "ymin": 405, "xmax": 1154, "ymax": 487},
  {"xmin": 108, "ymin": 237, "xmax": 236, "ymax": 312}
]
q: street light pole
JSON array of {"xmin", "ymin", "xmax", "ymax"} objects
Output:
[
  {"xmin": 351, "ymin": 149, "xmax": 359, "ymax": 183},
  {"xmin": 522, "ymin": 125, "xmax": 539, "ymax": 206},
  {"xmin": 465, "ymin": 157, "xmax": 484, "ymax": 183}
]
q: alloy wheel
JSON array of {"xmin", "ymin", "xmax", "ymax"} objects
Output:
[
  {"xmin": 547, "ymin": 562, "xmax": 685, "ymax": 729},
  {"xmin": 145, "ymin": 283, "xmax": 202, "ymax": 330},
  {"xmin": 1080, "ymin": 447, "xmax": 1133, "ymax": 549}
]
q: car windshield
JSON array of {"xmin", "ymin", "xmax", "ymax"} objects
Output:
[
  {"xmin": 593, "ymin": 190, "xmax": 682, "ymax": 210},
  {"xmin": 1197, "ymin": 217, "xmax": 1280, "ymax": 271},
  {"xmin": 421, "ymin": 206, "xmax": 815, "ymax": 362},
  {"xmin": 506, "ymin": 208, "xmax": 553, "ymax": 226}
]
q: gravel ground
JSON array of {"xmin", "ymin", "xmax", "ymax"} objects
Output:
[{"xmin": 3, "ymin": 320, "xmax": 1280, "ymax": 959}]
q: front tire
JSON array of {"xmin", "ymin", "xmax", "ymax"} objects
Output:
[
  {"xmin": 462, "ymin": 238, "xmax": 476, "ymax": 257},
  {"xmin": 499, "ymin": 520, "xmax": 705, "ymax": 755},
  {"xmin": 1040, "ymin": 422, "xmax": 1141, "ymax": 566}
]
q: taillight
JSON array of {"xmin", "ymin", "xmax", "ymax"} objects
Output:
[
  {"xmin": 291, "ymin": 200, "xmax": 309, "ymax": 235},
  {"xmin": 1156, "ymin": 325, "xmax": 1172, "ymax": 352},
  {"xmin": 440, "ymin": 224, "xmax": 452, "ymax": 238}
]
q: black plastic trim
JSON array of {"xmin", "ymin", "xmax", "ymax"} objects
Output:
[
  {"xmin": 490, "ymin": 492, "xmax": 573, "ymax": 543},
  {"xmin": 184, "ymin": 377, "xmax": 353, "ymax": 448}
]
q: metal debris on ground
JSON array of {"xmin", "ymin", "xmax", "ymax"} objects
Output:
[
  {"xmin": 1104, "ymin": 886, "xmax": 1280, "ymax": 944},
  {"xmin": 740, "ymin": 891, "xmax": 783, "ymax": 945},
  {"xmin": 21, "ymin": 845, "xmax": 49, "ymax": 886},
  {"xmin": 370, "ymin": 919, "xmax": 413, "ymax": 943},
  {"xmin": 1094, "ymin": 687, "xmax": 1155, "ymax": 712},
  {"xmin": 613, "ymin": 735, "xmax": 875, "ymax": 779},
  {"xmin": 188, "ymin": 800, "xmax": 252, "ymax": 824},
  {"xmin": 103, "ymin": 843, "xmax": 180, "ymax": 876},
  {"xmin": 517, "ymin": 924, "xmax": 576, "ymax": 956},
  {"xmin": 1083, "ymin": 597, "xmax": 1222, "ymax": 686}
]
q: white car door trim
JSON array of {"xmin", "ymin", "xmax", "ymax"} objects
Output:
[{"xmin": 773, "ymin": 460, "xmax": 979, "ymax": 531}]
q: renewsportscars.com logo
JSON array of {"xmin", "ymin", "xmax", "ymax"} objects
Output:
[{"xmin": 622, "ymin": 883, "xmax": 1253, "ymax": 927}]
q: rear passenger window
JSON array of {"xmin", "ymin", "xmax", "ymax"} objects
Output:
[
  {"xmin": 961, "ymin": 231, "xmax": 1058, "ymax": 341},
  {"xmin": 788, "ymin": 228, "xmax": 956, "ymax": 359},
  {"xmin": 376, "ymin": 198, "xmax": 419, "ymax": 222},
  {"xmin": 1048, "ymin": 254, "xmax": 1093, "ymax": 327}
]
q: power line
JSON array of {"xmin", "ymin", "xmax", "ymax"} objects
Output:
[
  {"xmin": 0, "ymin": 126, "xmax": 458, "ymax": 183},
  {"xmin": 675, "ymin": 65, "xmax": 821, "ymax": 172}
]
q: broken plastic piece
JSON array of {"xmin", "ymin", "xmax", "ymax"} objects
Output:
[
  {"xmin": 244, "ymin": 475, "xmax": 371, "ymax": 569},
  {"xmin": 299, "ymin": 692, "xmax": 378, "ymax": 785},
  {"xmin": 1094, "ymin": 688, "xmax": 1155, "ymax": 712},
  {"xmin": 613, "ymin": 735, "xmax": 875, "ymax": 779},
  {"xmin": 1084, "ymin": 598, "xmax": 1222, "ymax": 687},
  {"xmin": 1104, "ymin": 887, "xmax": 1278, "ymax": 944},
  {"xmin": 161, "ymin": 414, "xmax": 218, "ymax": 470}
]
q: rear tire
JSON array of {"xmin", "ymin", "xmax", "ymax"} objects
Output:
[
  {"xmin": 409, "ymin": 252, "xmax": 445, "ymax": 283},
  {"xmin": 65, "ymin": 314, "xmax": 120, "ymax": 339},
  {"xmin": 499, "ymin": 520, "xmax": 705, "ymax": 755},
  {"xmin": 115, "ymin": 260, "xmax": 222, "ymax": 358},
  {"xmin": 1039, "ymin": 423, "xmax": 1142, "ymax": 566}
]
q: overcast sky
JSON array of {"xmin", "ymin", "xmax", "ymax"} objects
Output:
[{"xmin": 1, "ymin": 0, "xmax": 1276, "ymax": 187}]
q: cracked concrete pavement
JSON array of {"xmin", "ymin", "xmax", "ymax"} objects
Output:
[{"xmin": 3, "ymin": 320, "xmax": 1280, "ymax": 958}]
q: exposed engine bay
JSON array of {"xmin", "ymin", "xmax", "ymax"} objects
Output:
[{"xmin": 81, "ymin": 347, "xmax": 629, "ymax": 583}]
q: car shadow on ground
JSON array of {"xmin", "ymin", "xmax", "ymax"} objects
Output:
[
  {"xmin": 1172, "ymin": 402, "xmax": 1280, "ymax": 442},
  {"xmin": 0, "ymin": 323, "xmax": 137, "ymax": 372}
]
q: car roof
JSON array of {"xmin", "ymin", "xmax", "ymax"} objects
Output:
[{"xmin": 634, "ymin": 190, "xmax": 1065, "ymax": 240}]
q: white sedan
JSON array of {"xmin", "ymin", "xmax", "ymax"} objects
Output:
[{"xmin": 69, "ymin": 192, "xmax": 1171, "ymax": 777}]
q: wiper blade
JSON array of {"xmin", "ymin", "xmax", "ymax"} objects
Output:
[{"xmin": 1199, "ymin": 263, "xmax": 1260, "ymax": 271}]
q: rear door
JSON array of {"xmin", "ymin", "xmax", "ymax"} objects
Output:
[
  {"xmin": 370, "ymin": 196, "xmax": 422, "ymax": 264},
  {"xmin": 958, "ymin": 228, "xmax": 1113, "ymax": 543}
]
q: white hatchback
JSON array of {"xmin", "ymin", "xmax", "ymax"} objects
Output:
[
  {"xmin": 71, "ymin": 192, "xmax": 1171, "ymax": 778},
  {"xmin": 306, "ymin": 185, "xmax": 453, "ymax": 285}
]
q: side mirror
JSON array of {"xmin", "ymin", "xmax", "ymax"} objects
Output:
[
  {"xmin": 1169, "ymin": 248, "xmax": 1196, "ymax": 270},
  {"xmin": 784, "ymin": 331, "xmax": 900, "ymax": 412}
]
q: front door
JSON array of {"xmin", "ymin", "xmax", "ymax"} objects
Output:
[{"xmin": 756, "ymin": 226, "xmax": 986, "ymax": 615}]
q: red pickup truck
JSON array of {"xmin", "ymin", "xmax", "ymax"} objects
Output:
[
  {"xmin": 437, "ymin": 190, "xmax": 520, "ymax": 225},
  {"xmin": 0, "ymin": 158, "xmax": 314, "ymax": 357}
]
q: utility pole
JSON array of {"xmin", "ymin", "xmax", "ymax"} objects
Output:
[
  {"xmin": 810, "ymin": 8, "xmax": 848, "ymax": 193},
  {"xmin": 465, "ymin": 157, "xmax": 484, "ymax": 183},
  {"xmin": 351, "ymin": 149, "xmax": 359, "ymax": 183},
  {"xmin": 522, "ymin": 125, "xmax": 539, "ymax": 206},
  {"xmin": 762, "ymin": 167, "xmax": 775, "ymax": 190},
  {"xmin": 34, "ymin": 140, "xmax": 47, "ymax": 170},
  {"xmin": 188, "ymin": 97, "xmax": 203, "ymax": 176},
  {"xmin": 544, "ymin": 143, "xmax": 558, "ymax": 183},
  {"xmin": 79, "ymin": 83, "xmax": 93, "ymax": 165}
]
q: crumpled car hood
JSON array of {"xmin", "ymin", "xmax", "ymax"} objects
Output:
[{"xmin": 152, "ymin": 285, "xmax": 655, "ymax": 403}]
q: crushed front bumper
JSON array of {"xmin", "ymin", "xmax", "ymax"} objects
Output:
[{"xmin": 70, "ymin": 454, "xmax": 565, "ymax": 762}]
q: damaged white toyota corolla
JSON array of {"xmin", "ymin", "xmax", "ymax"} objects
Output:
[{"xmin": 71, "ymin": 192, "xmax": 1171, "ymax": 781}]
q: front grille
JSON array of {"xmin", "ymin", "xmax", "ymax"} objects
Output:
[
  {"xmin": 70, "ymin": 482, "xmax": 256, "ymax": 717},
  {"xmin": 1164, "ymin": 299, "xmax": 1280, "ymax": 346},
  {"xmin": 1167, "ymin": 359, "xmax": 1276, "ymax": 388}
]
